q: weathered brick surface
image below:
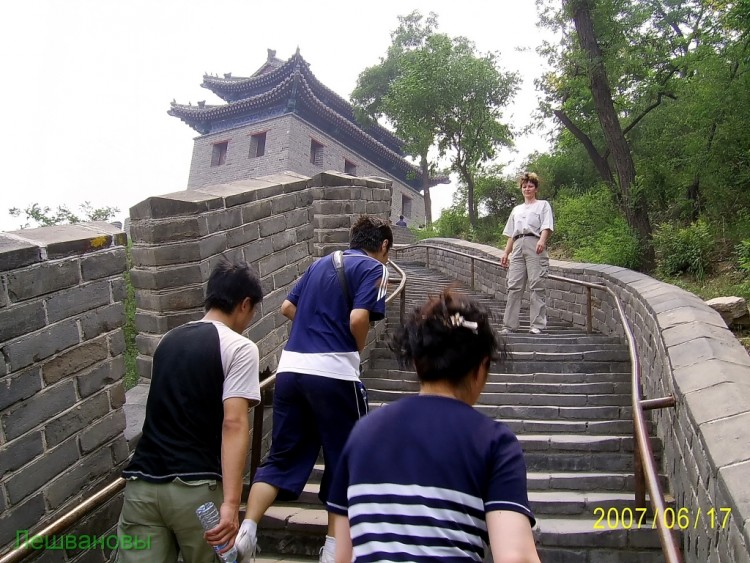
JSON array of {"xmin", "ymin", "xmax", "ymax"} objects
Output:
[
  {"xmin": 5, "ymin": 435, "xmax": 80, "ymax": 504},
  {"xmin": 42, "ymin": 338, "xmax": 109, "ymax": 385},
  {"xmin": 0, "ymin": 367, "xmax": 42, "ymax": 412},
  {"xmin": 0, "ymin": 222, "xmax": 128, "ymax": 550},
  {"xmin": 45, "ymin": 392, "xmax": 110, "ymax": 447},
  {"xmin": 6, "ymin": 260, "xmax": 80, "ymax": 302},
  {"xmin": 0, "ymin": 431, "xmax": 44, "ymax": 479}
]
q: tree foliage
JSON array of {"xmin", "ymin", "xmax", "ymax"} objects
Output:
[
  {"xmin": 352, "ymin": 11, "xmax": 519, "ymax": 228},
  {"xmin": 9, "ymin": 202, "xmax": 120, "ymax": 229},
  {"xmin": 532, "ymin": 0, "xmax": 750, "ymax": 273}
]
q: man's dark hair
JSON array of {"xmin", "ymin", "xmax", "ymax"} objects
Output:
[
  {"xmin": 390, "ymin": 290, "xmax": 505, "ymax": 384},
  {"xmin": 350, "ymin": 215, "xmax": 393, "ymax": 253},
  {"xmin": 204, "ymin": 258, "xmax": 263, "ymax": 314},
  {"xmin": 399, "ymin": 215, "xmax": 404, "ymax": 220}
]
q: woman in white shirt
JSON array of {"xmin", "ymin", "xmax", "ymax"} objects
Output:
[{"xmin": 500, "ymin": 172, "xmax": 554, "ymax": 334}]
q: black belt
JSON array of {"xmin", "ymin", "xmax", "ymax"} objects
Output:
[{"xmin": 513, "ymin": 233, "xmax": 540, "ymax": 241}]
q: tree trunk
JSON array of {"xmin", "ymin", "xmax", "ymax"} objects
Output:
[
  {"xmin": 466, "ymin": 170, "xmax": 477, "ymax": 229},
  {"xmin": 421, "ymin": 154, "xmax": 433, "ymax": 226},
  {"xmin": 569, "ymin": 0, "xmax": 655, "ymax": 271}
]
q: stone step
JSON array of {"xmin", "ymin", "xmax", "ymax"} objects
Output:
[
  {"xmin": 502, "ymin": 418, "xmax": 644, "ymax": 435},
  {"xmin": 363, "ymin": 368, "xmax": 632, "ymax": 385},
  {"xmin": 362, "ymin": 375, "xmax": 632, "ymax": 397},
  {"xmin": 253, "ymin": 506, "xmax": 666, "ymax": 560},
  {"xmin": 366, "ymin": 388, "xmax": 631, "ymax": 407},
  {"xmin": 370, "ymin": 357, "xmax": 631, "ymax": 374}
]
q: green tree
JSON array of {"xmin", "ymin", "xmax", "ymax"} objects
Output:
[
  {"xmin": 9, "ymin": 202, "xmax": 120, "ymax": 229},
  {"xmin": 352, "ymin": 11, "xmax": 441, "ymax": 225},
  {"xmin": 352, "ymin": 12, "xmax": 519, "ymax": 228}
]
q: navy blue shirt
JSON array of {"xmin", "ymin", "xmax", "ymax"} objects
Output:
[
  {"xmin": 276, "ymin": 249, "xmax": 388, "ymax": 380},
  {"xmin": 328, "ymin": 395, "xmax": 534, "ymax": 561}
]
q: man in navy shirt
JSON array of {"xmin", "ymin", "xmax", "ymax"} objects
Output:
[{"xmin": 237, "ymin": 215, "xmax": 392, "ymax": 563}]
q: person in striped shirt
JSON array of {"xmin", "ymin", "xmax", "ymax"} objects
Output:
[{"xmin": 327, "ymin": 290, "xmax": 540, "ymax": 562}]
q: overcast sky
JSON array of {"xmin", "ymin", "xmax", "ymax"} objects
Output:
[{"xmin": 0, "ymin": 0, "xmax": 553, "ymax": 232}]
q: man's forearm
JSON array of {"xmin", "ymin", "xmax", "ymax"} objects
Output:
[
  {"xmin": 221, "ymin": 415, "xmax": 250, "ymax": 507},
  {"xmin": 350, "ymin": 309, "xmax": 371, "ymax": 352}
]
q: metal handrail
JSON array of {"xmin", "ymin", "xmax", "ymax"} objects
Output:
[
  {"xmin": 0, "ymin": 258, "xmax": 410, "ymax": 563},
  {"xmin": 393, "ymin": 241, "xmax": 682, "ymax": 562}
]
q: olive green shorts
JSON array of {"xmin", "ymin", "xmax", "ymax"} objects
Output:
[{"xmin": 114, "ymin": 479, "xmax": 223, "ymax": 563}]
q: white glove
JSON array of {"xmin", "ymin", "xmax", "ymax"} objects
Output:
[{"xmin": 235, "ymin": 520, "xmax": 258, "ymax": 563}]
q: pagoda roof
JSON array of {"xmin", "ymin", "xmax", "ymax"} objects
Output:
[
  {"xmin": 199, "ymin": 50, "xmax": 404, "ymax": 153},
  {"xmin": 170, "ymin": 51, "xmax": 449, "ymax": 191}
]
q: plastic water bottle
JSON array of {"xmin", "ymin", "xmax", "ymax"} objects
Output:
[{"xmin": 195, "ymin": 502, "xmax": 238, "ymax": 563}]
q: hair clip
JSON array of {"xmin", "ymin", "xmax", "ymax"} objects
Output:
[{"xmin": 449, "ymin": 312, "xmax": 478, "ymax": 334}]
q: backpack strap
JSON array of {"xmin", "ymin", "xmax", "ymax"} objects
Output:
[{"xmin": 332, "ymin": 250, "xmax": 353, "ymax": 309}]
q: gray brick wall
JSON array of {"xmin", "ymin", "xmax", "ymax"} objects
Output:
[
  {"xmin": 129, "ymin": 171, "xmax": 392, "ymax": 381},
  {"xmin": 395, "ymin": 238, "xmax": 750, "ymax": 563},
  {"xmin": 0, "ymin": 222, "xmax": 129, "ymax": 555},
  {"xmin": 185, "ymin": 114, "xmax": 426, "ymax": 226}
]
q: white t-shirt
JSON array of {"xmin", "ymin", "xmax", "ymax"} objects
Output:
[{"xmin": 503, "ymin": 200, "xmax": 554, "ymax": 239}]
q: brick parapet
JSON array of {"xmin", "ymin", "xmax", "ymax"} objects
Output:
[
  {"xmin": 394, "ymin": 238, "xmax": 750, "ymax": 563},
  {"xmin": 0, "ymin": 222, "xmax": 129, "ymax": 554}
]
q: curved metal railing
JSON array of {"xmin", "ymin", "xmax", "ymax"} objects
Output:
[
  {"xmin": 0, "ymin": 257, "xmax": 410, "ymax": 563},
  {"xmin": 392, "ymin": 241, "xmax": 682, "ymax": 562}
]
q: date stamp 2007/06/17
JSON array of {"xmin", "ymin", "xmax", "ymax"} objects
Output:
[{"xmin": 593, "ymin": 507, "xmax": 732, "ymax": 530}]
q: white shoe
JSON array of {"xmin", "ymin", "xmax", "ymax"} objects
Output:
[
  {"xmin": 236, "ymin": 521, "xmax": 259, "ymax": 563},
  {"xmin": 529, "ymin": 328, "xmax": 542, "ymax": 335},
  {"xmin": 499, "ymin": 328, "xmax": 513, "ymax": 335},
  {"xmin": 319, "ymin": 546, "xmax": 336, "ymax": 563}
]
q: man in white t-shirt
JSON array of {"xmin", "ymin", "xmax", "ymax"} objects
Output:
[
  {"xmin": 116, "ymin": 259, "xmax": 263, "ymax": 563},
  {"xmin": 500, "ymin": 172, "xmax": 554, "ymax": 334}
]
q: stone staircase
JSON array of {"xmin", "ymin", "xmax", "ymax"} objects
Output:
[{"xmin": 248, "ymin": 261, "xmax": 673, "ymax": 562}]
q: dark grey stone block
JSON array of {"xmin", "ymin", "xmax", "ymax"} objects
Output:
[
  {"xmin": 0, "ymin": 300, "xmax": 47, "ymax": 342},
  {"xmin": 79, "ymin": 409, "xmax": 126, "ymax": 453},
  {"xmin": 130, "ymin": 216, "xmax": 209, "ymax": 244},
  {"xmin": 206, "ymin": 206, "xmax": 243, "ymax": 233},
  {"xmin": 244, "ymin": 237, "xmax": 274, "ymax": 263},
  {"xmin": 0, "ymin": 493, "xmax": 45, "ymax": 549},
  {"xmin": 6, "ymin": 260, "xmax": 80, "ymax": 302},
  {"xmin": 2, "ymin": 380, "xmax": 77, "ymax": 441},
  {"xmin": 8, "ymin": 223, "xmax": 125, "ymax": 260},
  {"xmin": 3, "ymin": 318, "xmax": 80, "ymax": 372},
  {"xmin": 79, "ymin": 303, "xmax": 124, "ymax": 341},
  {"xmin": 45, "ymin": 280, "xmax": 111, "ymax": 324},
  {"xmin": 44, "ymin": 391, "xmax": 110, "ymax": 447},
  {"xmin": 5, "ymin": 435, "xmax": 80, "ymax": 504},
  {"xmin": 134, "ymin": 310, "xmax": 202, "ymax": 334},
  {"xmin": 258, "ymin": 216, "xmax": 287, "ymax": 237},
  {"xmin": 129, "ymin": 264, "xmax": 203, "ymax": 290},
  {"xmin": 258, "ymin": 251, "xmax": 289, "ymax": 277},
  {"xmin": 240, "ymin": 200, "xmax": 272, "ymax": 224},
  {"xmin": 109, "ymin": 382, "xmax": 126, "ymax": 409},
  {"xmin": 129, "ymin": 191, "xmax": 223, "ymax": 221},
  {"xmin": 80, "ymin": 249, "xmax": 127, "ymax": 281},
  {"xmin": 0, "ymin": 367, "xmax": 42, "ymax": 412},
  {"xmin": 135, "ymin": 286, "xmax": 205, "ymax": 312},
  {"xmin": 45, "ymin": 447, "xmax": 113, "ymax": 510},
  {"xmin": 42, "ymin": 338, "xmax": 109, "ymax": 385},
  {"xmin": 76, "ymin": 357, "xmax": 123, "ymax": 398},
  {"xmin": 108, "ymin": 329, "xmax": 126, "ymax": 357},
  {"xmin": 0, "ymin": 431, "xmax": 44, "ymax": 479},
  {"xmin": 0, "ymin": 235, "xmax": 42, "ymax": 272}
]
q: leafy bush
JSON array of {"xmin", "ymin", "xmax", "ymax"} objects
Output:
[
  {"xmin": 434, "ymin": 208, "xmax": 471, "ymax": 239},
  {"xmin": 552, "ymin": 186, "xmax": 641, "ymax": 269},
  {"xmin": 737, "ymin": 240, "xmax": 750, "ymax": 274},
  {"xmin": 653, "ymin": 220, "xmax": 715, "ymax": 279}
]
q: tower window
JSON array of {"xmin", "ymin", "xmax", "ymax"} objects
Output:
[
  {"xmin": 249, "ymin": 132, "xmax": 266, "ymax": 158},
  {"xmin": 402, "ymin": 194, "xmax": 413, "ymax": 218},
  {"xmin": 344, "ymin": 159, "xmax": 357, "ymax": 175},
  {"xmin": 211, "ymin": 141, "xmax": 228, "ymax": 166},
  {"xmin": 310, "ymin": 139, "xmax": 324, "ymax": 166}
]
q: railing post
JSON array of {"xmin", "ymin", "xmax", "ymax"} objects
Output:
[
  {"xmin": 586, "ymin": 286, "xmax": 592, "ymax": 334},
  {"xmin": 633, "ymin": 431, "xmax": 647, "ymax": 509},
  {"xmin": 425, "ymin": 247, "xmax": 430, "ymax": 269},
  {"xmin": 471, "ymin": 258, "xmax": 475, "ymax": 290},
  {"xmin": 250, "ymin": 391, "xmax": 265, "ymax": 481},
  {"xmin": 400, "ymin": 286, "xmax": 406, "ymax": 324}
]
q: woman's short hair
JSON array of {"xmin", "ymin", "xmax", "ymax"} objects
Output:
[
  {"xmin": 520, "ymin": 172, "xmax": 540, "ymax": 189},
  {"xmin": 350, "ymin": 215, "xmax": 394, "ymax": 253},
  {"xmin": 204, "ymin": 258, "xmax": 263, "ymax": 314},
  {"xmin": 390, "ymin": 289, "xmax": 503, "ymax": 384}
]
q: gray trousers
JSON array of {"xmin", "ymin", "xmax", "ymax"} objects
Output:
[{"xmin": 503, "ymin": 236, "xmax": 549, "ymax": 331}]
